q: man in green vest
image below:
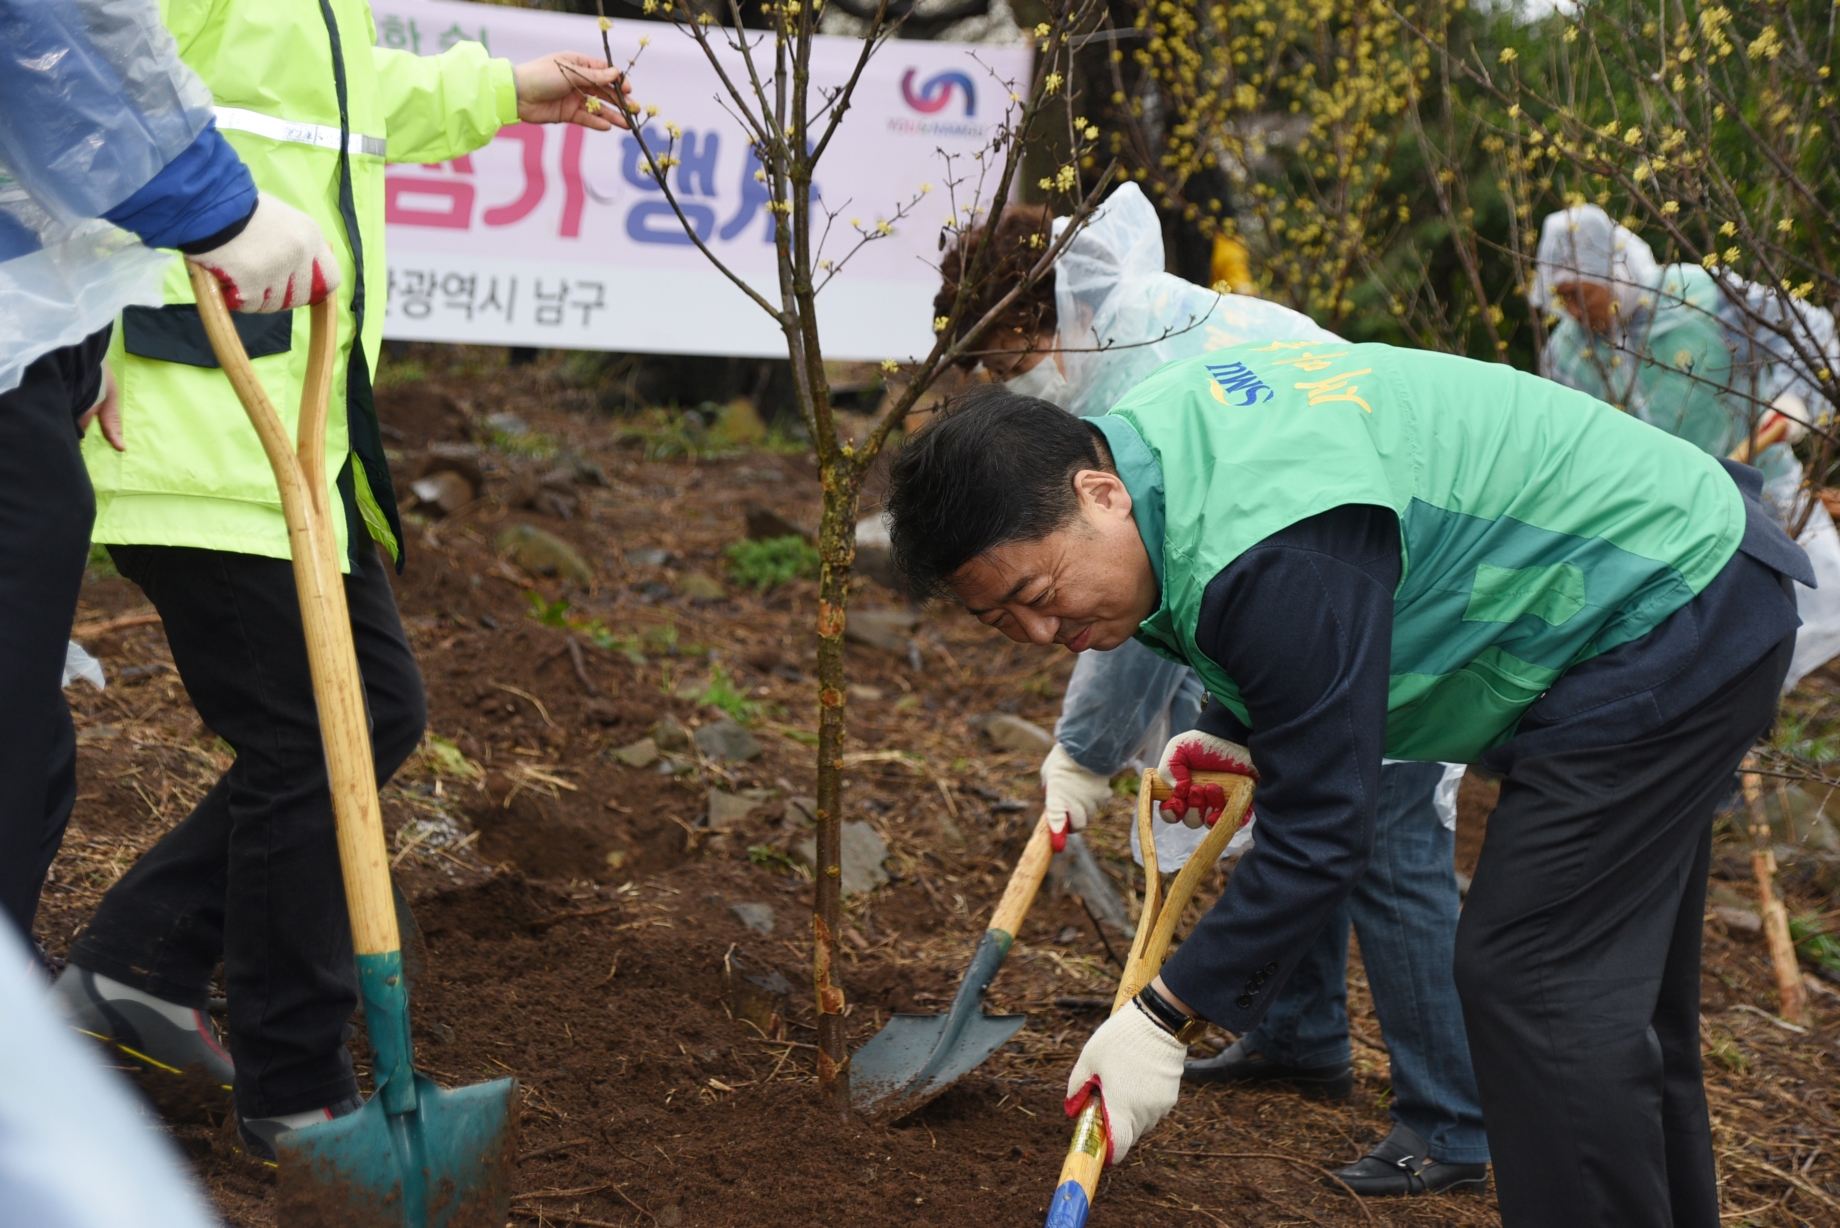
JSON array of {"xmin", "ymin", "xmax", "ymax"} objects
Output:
[
  {"xmin": 885, "ymin": 343, "xmax": 1806, "ymax": 1227},
  {"xmin": 50, "ymin": 0, "xmax": 629, "ymax": 1162}
]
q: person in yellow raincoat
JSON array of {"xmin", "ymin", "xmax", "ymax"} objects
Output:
[{"xmin": 50, "ymin": 0, "xmax": 630, "ymax": 1161}]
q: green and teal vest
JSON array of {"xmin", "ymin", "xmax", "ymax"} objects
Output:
[{"xmin": 1093, "ymin": 342, "xmax": 1746, "ymax": 762}]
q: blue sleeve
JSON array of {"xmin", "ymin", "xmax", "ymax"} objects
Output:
[
  {"xmin": 0, "ymin": 0, "xmax": 206, "ymax": 219},
  {"xmin": 102, "ymin": 122, "xmax": 256, "ymax": 251},
  {"xmin": 1158, "ymin": 503, "xmax": 1398, "ymax": 1030}
]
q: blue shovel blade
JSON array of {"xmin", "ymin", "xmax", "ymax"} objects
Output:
[{"xmin": 275, "ymin": 1073, "xmax": 518, "ymax": 1228}]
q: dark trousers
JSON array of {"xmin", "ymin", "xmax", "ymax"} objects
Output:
[
  {"xmin": 71, "ymin": 545, "xmax": 425, "ymax": 1118},
  {"xmin": 0, "ymin": 331, "xmax": 108, "ymax": 939},
  {"xmin": 1454, "ymin": 636, "xmax": 1792, "ymax": 1228},
  {"xmin": 1248, "ymin": 760, "xmax": 1488, "ymax": 1163}
]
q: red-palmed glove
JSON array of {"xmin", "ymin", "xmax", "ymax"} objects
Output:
[
  {"xmin": 185, "ymin": 194, "xmax": 340, "ymax": 312},
  {"xmin": 1156, "ymin": 730, "xmax": 1257, "ymax": 829},
  {"xmin": 1064, "ymin": 1003, "xmax": 1187, "ymax": 1165},
  {"xmin": 1040, "ymin": 744, "xmax": 1113, "ymax": 852}
]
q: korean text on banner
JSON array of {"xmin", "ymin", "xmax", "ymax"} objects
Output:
[{"xmin": 374, "ymin": 0, "xmax": 1030, "ymax": 360}]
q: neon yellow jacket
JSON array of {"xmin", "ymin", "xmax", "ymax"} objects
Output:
[{"xmin": 85, "ymin": 0, "xmax": 518, "ymax": 569}]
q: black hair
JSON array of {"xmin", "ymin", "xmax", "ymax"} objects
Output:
[{"xmin": 886, "ymin": 385, "xmax": 1110, "ymax": 600}]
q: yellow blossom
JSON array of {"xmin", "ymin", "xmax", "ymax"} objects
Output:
[
  {"xmin": 1660, "ymin": 200, "xmax": 1678, "ymax": 215},
  {"xmin": 881, "ymin": 359, "xmax": 900, "ymax": 374},
  {"xmin": 1719, "ymin": 221, "xmax": 1737, "ymax": 236},
  {"xmin": 1777, "ymin": 218, "xmax": 1794, "ymax": 234},
  {"xmin": 645, "ymin": 103, "xmax": 659, "ymax": 117},
  {"xmin": 598, "ymin": 15, "xmax": 611, "ymax": 29},
  {"xmin": 933, "ymin": 316, "xmax": 949, "ymax": 333},
  {"xmin": 1498, "ymin": 47, "xmax": 1517, "ymax": 64}
]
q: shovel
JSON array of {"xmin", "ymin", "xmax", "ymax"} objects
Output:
[
  {"xmin": 1045, "ymin": 768, "xmax": 1253, "ymax": 1228},
  {"xmin": 188, "ymin": 266, "xmax": 516, "ymax": 1227},
  {"xmin": 849, "ymin": 810, "xmax": 1059, "ymax": 1121}
]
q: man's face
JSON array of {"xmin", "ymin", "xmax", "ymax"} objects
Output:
[
  {"xmin": 1551, "ymin": 279, "xmax": 1615, "ymax": 333},
  {"xmin": 947, "ymin": 469, "xmax": 1160, "ymax": 653}
]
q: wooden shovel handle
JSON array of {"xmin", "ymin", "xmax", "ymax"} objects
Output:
[
  {"xmin": 1730, "ymin": 416, "xmax": 1790, "ymax": 464},
  {"xmin": 187, "ymin": 266, "xmax": 400, "ymax": 960},
  {"xmin": 988, "ymin": 813, "xmax": 1056, "ymax": 939},
  {"xmin": 1053, "ymin": 770, "xmax": 1253, "ymax": 1221},
  {"xmin": 986, "ymin": 770, "xmax": 1249, "ymax": 944}
]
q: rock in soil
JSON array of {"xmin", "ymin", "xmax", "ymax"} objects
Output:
[
  {"xmin": 971, "ymin": 712, "xmax": 1054, "ymax": 757},
  {"xmin": 845, "ymin": 607, "xmax": 918, "ymax": 653},
  {"xmin": 707, "ymin": 789, "xmax": 761, "ymax": 828},
  {"xmin": 796, "ymin": 820, "xmax": 890, "ymax": 895},
  {"xmin": 496, "ymin": 522, "xmax": 593, "ymax": 582},
  {"xmin": 609, "ymin": 737, "xmax": 659, "ymax": 768},
  {"xmin": 694, "ymin": 717, "xmax": 762, "ymax": 763},
  {"xmin": 728, "ymin": 902, "xmax": 776, "ymax": 934},
  {"xmin": 651, "ymin": 715, "xmax": 693, "ymax": 754},
  {"xmin": 407, "ymin": 469, "xmax": 474, "ymax": 516}
]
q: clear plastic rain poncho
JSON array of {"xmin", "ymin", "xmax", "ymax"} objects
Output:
[
  {"xmin": 1044, "ymin": 185, "xmax": 1462, "ymax": 867},
  {"xmin": 1533, "ymin": 205, "xmax": 1840, "ymax": 688},
  {"xmin": 0, "ymin": 0, "xmax": 214, "ymax": 393},
  {"xmin": 1050, "ymin": 183, "xmax": 1337, "ymax": 418}
]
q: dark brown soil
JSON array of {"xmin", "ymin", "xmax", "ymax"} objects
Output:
[{"xmin": 46, "ymin": 346, "xmax": 1840, "ymax": 1227}]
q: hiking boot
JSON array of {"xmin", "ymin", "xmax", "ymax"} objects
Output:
[
  {"xmin": 1330, "ymin": 1124, "xmax": 1489, "ymax": 1197},
  {"xmin": 238, "ymin": 1094, "xmax": 365, "ymax": 1163},
  {"xmin": 51, "ymin": 965, "xmax": 233, "ymax": 1120},
  {"xmin": 1182, "ymin": 1035, "xmax": 1354, "ymax": 1100}
]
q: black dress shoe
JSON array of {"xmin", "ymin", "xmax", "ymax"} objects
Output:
[
  {"xmin": 1331, "ymin": 1124, "xmax": 1489, "ymax": 1196},
  {"xmin": 1182, "ymin": 1036, "xmax": 1354, "ymax": 1100}
]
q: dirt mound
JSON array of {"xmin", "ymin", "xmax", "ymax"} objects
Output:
[{"xmin": 374, "ymin": 385, "xmax": 471, "ymax": 449}]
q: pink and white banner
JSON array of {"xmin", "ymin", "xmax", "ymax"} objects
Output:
[{"xmin": 372, "ymin": 0, "xmax": 1030, "ymax": 360}]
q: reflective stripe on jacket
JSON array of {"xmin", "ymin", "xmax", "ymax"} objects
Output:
[{"xmin": 86, "ymin": 0, "xmax": 516, "ymax": 569}]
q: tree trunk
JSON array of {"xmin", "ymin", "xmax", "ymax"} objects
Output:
[{"xmin": 810, "ymin": 459, "xmax": 858, "ymax": 1116}]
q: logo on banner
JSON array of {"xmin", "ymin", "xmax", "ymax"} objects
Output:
[{"xmin": 900, "ymin": 68, "xmax": 976, "ymax": 116}]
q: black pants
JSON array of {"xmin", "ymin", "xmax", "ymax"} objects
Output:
[
  {"xmin": 71, "ymin": 545, "xmax": 425, "ymax": 1118},
  {"xmin": 1455, "ymin": 636, "xmax": 1792, "ymax": 1228},
  {"xmin": 0, "ymin": 331, "xmax": 109, "ymax": 939}
]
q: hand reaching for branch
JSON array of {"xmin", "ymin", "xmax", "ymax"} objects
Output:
[{"xmin": 515, "ymin": 53, "xmax": 633, "ymax": 130}]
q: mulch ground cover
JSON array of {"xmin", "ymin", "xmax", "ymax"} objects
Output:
[{"xmin": 45, "ymin": 345, "xmax": 1840, "ymax": 1226}]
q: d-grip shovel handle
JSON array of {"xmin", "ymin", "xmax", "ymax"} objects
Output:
[
  {"xmin": 188, "ymin": 267, "xmax": 414, "ymax": 1112},
  {"xmin": 1046, "ymin": 768, "xmax": 1254, "ymax": 1228}
]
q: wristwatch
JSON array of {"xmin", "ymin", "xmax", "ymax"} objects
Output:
[{"xmin": 1134, "ymin": 983, "xmax": 1209, "ymax": 1044}]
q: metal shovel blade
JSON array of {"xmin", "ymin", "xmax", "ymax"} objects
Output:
[
  {"xmin": 851, "ymin": 1008, "xmax": 1027, "ymax": 1122},
  {"xmin": 850, "ymin": 929, "xmax": 1027, "ymax": 1121},
  {"xmin": 275, "ymin": 1073, "xmax": 518, "ymax": 1228}
]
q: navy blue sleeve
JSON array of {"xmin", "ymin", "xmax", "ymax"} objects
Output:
[
  {"xmin": 1158, "ymin": 503, "xmax": 1398, "ymax": 1031},
  {"xmin": 102, "ymin": 122, "xmax": 256, "ymax": 251}
]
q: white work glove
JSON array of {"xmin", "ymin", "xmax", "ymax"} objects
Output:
[
  {"xmin": 1040, "ymin": 743, "xmax": 1112, "ymax": 852},
  {"xmin": 185, "ymin": 193, "xmax": 340, "ymax": 313},
  {"xmin": 1064, "ymin": 1002, "xmax": 1187, "ymax": 1165},
  {"xmin": 1769, "ymin": 392, "xmax": 1811, "ymax": 444},
  {"xmin": 1156, "ymin": 730, "xmax": 1258, "ymax": 828}
]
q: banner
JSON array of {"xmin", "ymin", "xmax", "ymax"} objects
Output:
[{"xmin": 372, "ymin": 0, "xmax": 1030, "ymax": 360}]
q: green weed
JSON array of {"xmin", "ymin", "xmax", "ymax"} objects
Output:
[
  {"xmin": 698, "ymin": 660, "xmax": 760, "ymax": 724},
  {"xmin": 1791, "ymin": 913, "xmax": 1840, "ymax": 977},
  {"xmin": 525, "ymin": 591, "xmax": 572, "ymax": 628},
  {"xmin": 724, "ymin": 535, "xmax": 818, "ymax": 591},
  {"xmin": 749, "ymin": 844, "xmax": 809, "ymax": 877},
  {"xmin": 422, "ymin": 734, "xmax": 482, "ymax": 781}
]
